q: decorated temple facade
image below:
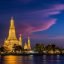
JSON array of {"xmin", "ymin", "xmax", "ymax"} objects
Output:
[{"xmin": 4, "ymin": 17, "xmax": 31, "ymax": 52}]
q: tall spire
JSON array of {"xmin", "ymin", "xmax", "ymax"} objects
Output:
[
  {"xmin": 10, "ymin": 17, "xmax": 15, "ymax": 29},
  {"xmin": 4, "ymin": 17, "xmax": 19, "ymax": 51},
  {"xmin": 7, "ymin": 17, "xmax": 17, "ymax": 40},
  {"xmin": 19, "ymin": 34, "xmax": 22, "ymax": 46},
  {"xmin": 27, "ymin": 37, "xmax": 31, "ymax": 50}
]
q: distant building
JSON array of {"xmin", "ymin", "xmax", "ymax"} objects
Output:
[{"xmin": 4, "ymin": 17, "xmax": 31, "ymax": 52}]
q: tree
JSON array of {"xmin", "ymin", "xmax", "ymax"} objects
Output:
[
  {"xmin": 13, "ymin": 44, "xmax": 23, "ymax": 53},
  {"xmin": 0, "ymin": 46, "xmax": 6, "ymax": 53},
  {"xmin": 34, "ymin": 43, "xmax": 45, "ymax": 53},
  {"xmin": 46, "ymin": 44, "xmax": 56, "ymax": 51}
]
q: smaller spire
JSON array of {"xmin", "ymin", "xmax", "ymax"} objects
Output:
[
  {"xmin": 27, "ymin": 36, "xmax": 31, "ymax": 50},
  {"xmin": 19, "ymin": 34, "xmax": 22, "ymax": 46},
  {"xmin": 24, "ymin": 42, "xmax": 28, "ymax": 50}
]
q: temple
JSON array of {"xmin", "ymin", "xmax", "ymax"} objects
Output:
[{"xmin": 4, "ymin": 17, "xmax": 31, "ymax": 52}]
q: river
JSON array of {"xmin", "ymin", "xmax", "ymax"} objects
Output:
[{"xmin": 0, "ymin": 55, "xmax": 64, "ymax": 64}]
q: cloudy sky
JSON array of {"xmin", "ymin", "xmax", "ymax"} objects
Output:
[{"xmin": 0, "ymin": 0, "xmax": 64, "ymax": 47}]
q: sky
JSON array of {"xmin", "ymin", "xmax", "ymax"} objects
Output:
[{"xmin": 0, "ymin": 0, "xmax": 64, "ymax": 48}]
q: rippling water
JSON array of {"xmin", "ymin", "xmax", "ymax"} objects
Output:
[{"xmin": 0, "ymin": 55, "xmax": 64, "ymax": 64}]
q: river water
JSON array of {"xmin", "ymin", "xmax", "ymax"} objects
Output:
[{"xmin": 0, "ymin": 55, "xmax": 64, "ymax": 64}]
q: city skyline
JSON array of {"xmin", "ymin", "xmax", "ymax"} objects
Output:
[{"xmin": 0, "ymin": 0, "xmax": 64, "ymax": 48}]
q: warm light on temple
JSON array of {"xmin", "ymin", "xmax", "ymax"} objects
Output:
[
  {"xmin": 4, "ymin": 17, "xmax": 31, "ymax": 52},
  {"xmin": 4, "ymin": 17, "xmax": 22, "ymax": 51},
  {"xmin": 24, "ymin": 42, "xmax": 28, "ymax": 50}
]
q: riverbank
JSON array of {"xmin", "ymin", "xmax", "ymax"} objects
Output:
[{"xmin": 0, "ymin": 53, "xmax": 64, "ymax": 56}]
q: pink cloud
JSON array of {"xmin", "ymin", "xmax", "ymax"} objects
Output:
[
  {"xmin": 51, "ymin": 4, "xmax": 64, "ymax": 11},
  {"xmin": 31, "ymin": 19, "xmax": 56, "ymax": 32},
  {"xmin": 16, "ymin": 4, "xmax": 64, "ymax": 35},
  {"xmin": 17, "ymin": 19, "xmax": 56, "ymax": 34},
  {"xmin": 30, "ymin": 4, "xmax": 64, "ymax": 17}
]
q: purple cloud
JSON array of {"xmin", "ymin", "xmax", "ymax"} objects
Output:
[
  {"xmin": 27, "ymin": 19, "xmax": 56, "ymax": 33},
  {"xmin": 51, "ymin": 4, "xmax": 64, "ymax": 11},
  {"xmin": 17, "ymin": 19, "xmax": 56, "ymax": 35},
  {"xmin": 16, "ymin": 4, "xmax": 64, "ymax": 35}
]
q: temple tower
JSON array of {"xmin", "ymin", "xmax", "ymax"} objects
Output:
[
  {"xmin": 24, "ymin": 42, "xmax": 28, "ymax": 50},
  {"xmin": 27, "ymin": 37, "xmax": 31, "ymax": 50},
  {"xmin": 4, "ymin": 17, "xmax": 19, "ymax": 51},
  {"xmin": 7, "ymin": 17, "xmax": 17, "ymax": 40},
  {"xmin": 4, "ymin": 17, "xmax": 31, "ymax": 52},
  {"xmin": 24, "ymin": 37, "xmax": 31, "ymax": 50},
  {"xmin": 19, "ymin": 34, "xmax": 22, "ymax": 46}
]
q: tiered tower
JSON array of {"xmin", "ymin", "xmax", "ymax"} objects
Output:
[
  {"xmin": 24, "ymin": 42, "xmax": 28, "ymax": 50},
  {"xmin": 27, "ymin": 37, "xmax": 31, "ymax": 50},
  {"xmin": 4, "ymin": 17, "xmax": 20, "ymax": 51},
  {"xmin": 24, "ymin": 37, "xmax": 31, "ymax": 50},
  {"xmin": 19, "ymin": 34, "xmax": 22, "ymax": 46}
]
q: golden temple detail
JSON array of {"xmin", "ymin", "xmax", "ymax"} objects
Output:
[
  {"xmin": 24, "ymin": 42, "xmax": 28, "ymax": 50},
  {"xmin": 24, "ymin": 37, "xmax": 31, "ymax": 50},
  {"xmin": 27, "ymin": 37, "xmax": 31, "ymax": 50},
  {"xmin": 4, "ymin": 17, "xmax": 31, "ymax": 51}
]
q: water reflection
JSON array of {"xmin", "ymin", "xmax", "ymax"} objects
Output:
[
  {"xmin": 0, "ymin": 55, "xmax": 34, "ymax": 64},
  {"xmin": 4, "ymin": 56, "xmax": 18, "ymax": 64},
  {"xmin": 0, "ymin": 55, "xmax": 64, "ymax": 64}
]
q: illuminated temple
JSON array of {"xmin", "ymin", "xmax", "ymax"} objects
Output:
[{"xmin": 4, "ymin": 17, "xmax": 31, "ymax": 51}]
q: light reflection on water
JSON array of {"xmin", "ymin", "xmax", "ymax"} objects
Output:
[
  {"xmin": 3, "ymin": 56, "xmax": 18, "ymax": 64},
  {"xmin": 0, "ymin": 55, "xmax": 64, "ymax": 64}
]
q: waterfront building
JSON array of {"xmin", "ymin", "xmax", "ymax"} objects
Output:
[{"xmin": 4, "ymin": 17, "xmax": 31, "ymax": 52}]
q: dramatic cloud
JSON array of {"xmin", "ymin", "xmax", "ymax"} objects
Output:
[
  {"xmin": 17, "ymin": 19, "xmax": 56, "ymax": 35},
  {"xmin": 1, "ymin": 4, "xmax": 64, "ymax": 35},
  {"xmin": 16, "ymin": 4, "xmax": 64, "ymax": 34},
  {"xmin": 25, "ymin": 19, "xmax": 56, "ymax": 33}
]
